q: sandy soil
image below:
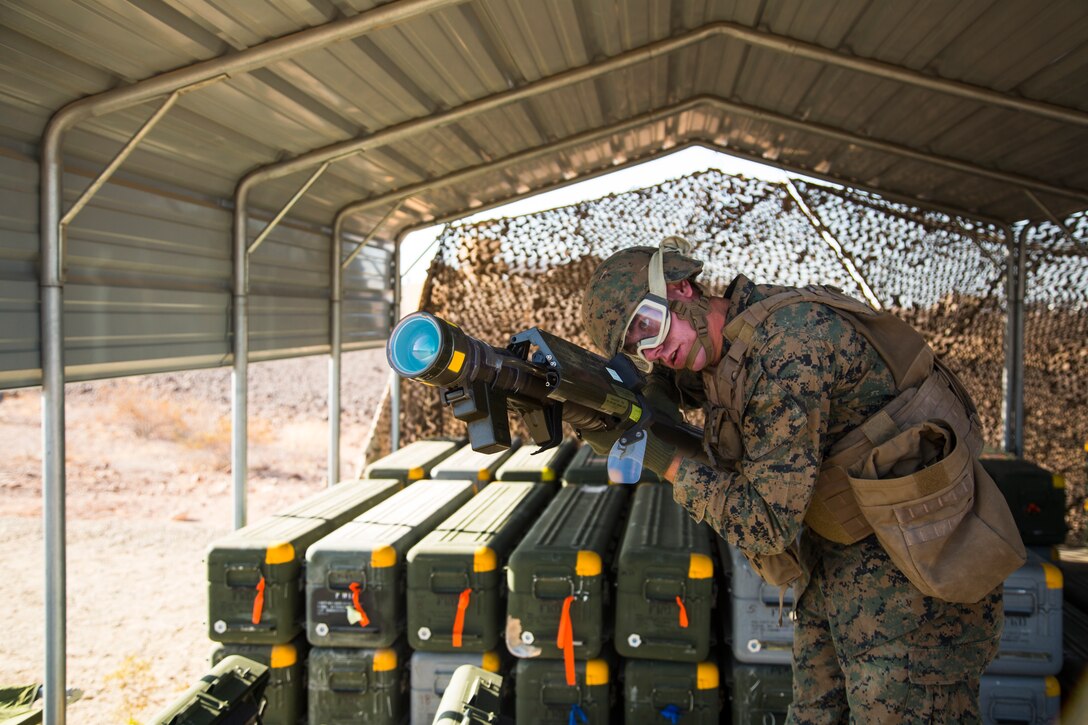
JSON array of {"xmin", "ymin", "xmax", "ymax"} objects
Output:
[{"xmin": 0, "ymin": 349, "xmax": 389, "ymax": 724}]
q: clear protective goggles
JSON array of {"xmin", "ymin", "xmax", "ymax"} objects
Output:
[
  {"xmin": 621, "ymin": 295, "xmax": 670, "ymax": 371},
  {"xmin": 618, "ymin": 236, "xmax": 693, "ymax": 372}
]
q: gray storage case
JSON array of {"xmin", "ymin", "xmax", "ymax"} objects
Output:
[
  {"xmin": 986, "ymin": 552, "xmax": 1063, "ymax": 676},
  {"xmin": 727, "ymin": 544, "xmax": 795, "ymax": 665},
  {"xmin": 979, "ymin": 674, "xmax": 1060, "ymax": 725},
  {"xmin": 409, "ymin": 651, "xmax": 506, "ymax": 725}
]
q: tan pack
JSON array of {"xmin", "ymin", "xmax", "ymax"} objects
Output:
[{"xmin": 704, "ymin": 283, "xmax": 1025, "ymax": 602}]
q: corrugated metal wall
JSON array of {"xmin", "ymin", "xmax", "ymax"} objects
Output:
[{"xmin": 0, "ymin": 148, "xmax": 391, "ymax": 389}]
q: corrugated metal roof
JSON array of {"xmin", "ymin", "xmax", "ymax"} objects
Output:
[
  {"xmin": 3, "ymin": 0, "xmax": 1085, "ymax": 229},
  {"xmin": 1, "ymin": 0, "xmax": 1086, "ymax": 384}
]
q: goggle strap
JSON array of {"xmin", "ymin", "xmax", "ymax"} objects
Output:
[{"xmin": 647, "ymin": 248, "xmax": 666, "ymax": 298}]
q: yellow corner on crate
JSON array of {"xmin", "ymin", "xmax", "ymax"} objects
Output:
[
  {"xmin": 474, "ymin": 546, "xmax": 497, "ymax": 572},
  {"xmin": 697, "ymin": 662, "xmax": 719, "ymax": 689},
  {"xmin": 265, "ymin": 542, "xmax": 295, "ymax": 564},
  {"xmin": 585, "ymin": 660, "xmax": 609, "ymax": 685},
  {"xmin": 373, "ymin": 648, "xmax": 397, "ymax": 672},
  {"xmin": 481, "ymin": 651, "xmax": 501, "ymax": 673},
  {"xmin": 371, "ymin": 545, "xmax": 397, "ymax": 568},
  {"xmin": 270, "ymin": 643, "xmax": 297, "ymax": 668},
  {"xmin": 1041, "ymin": 562, "xmax": 1063, "ymax": 590},
  {"xmin": 576, "ymin": 550, "xmax": 601, "ymax": 577},
  {"xmin": 688, "ymin": 553, "xmax": 713, "ymax": 579}
]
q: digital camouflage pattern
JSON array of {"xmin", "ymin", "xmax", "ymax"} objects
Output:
[
  {"xmin": 581, "ymin": 245, "xmax": 702, "ymax": 358},
  {"xmin": 663, "ymin": 275, "xmax": 1002, "ymax": 723}
]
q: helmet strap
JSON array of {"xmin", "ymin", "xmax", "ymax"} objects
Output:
[{"xmin": 668, "ymin": 296, "xmax": 715, "ymax": 369}]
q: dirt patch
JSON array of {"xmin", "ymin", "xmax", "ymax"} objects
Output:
[{"xmin": 0, "ymin": 349, "xmax": 388, "ymax": 724}]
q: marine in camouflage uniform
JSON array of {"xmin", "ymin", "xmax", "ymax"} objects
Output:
[{"xmin": 581, "ymin": 245, "xmax": 1003, "ymax": 724}]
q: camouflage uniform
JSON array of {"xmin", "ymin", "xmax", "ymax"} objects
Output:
[{"xmin": 670, "ymin": 275, "xmax": 1003, "ymax": 724}]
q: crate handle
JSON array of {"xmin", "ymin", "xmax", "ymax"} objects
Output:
[
  {"xmin": 651, "ymin": 688, "xmax": 694, "ymax": 715},
  {"xmin": 329, "ymin": 669, "xmax": 368, "ymax": 694},
  {"xmin": 1003, "ymin": 587, "xmax": 1038, "ymax": 616},
  {"xmin": 328, "ymin": 569, "xmax": 366, "ymax": 590},
  {"xmin": 428, "ymin": 569, "xmax": 471, "ymax": 593},
  {"xmin": 532, "ymin": 574, "xmax": 575, "ymax": 600},
  {"xmin": 540, "ymin": 684, "xmax": 582, "ymax": 707},
  {"xmin": 642, "ymin": 577, "xmax": 686, "ymax": 602},
  {"xmin": 224, "ymin": 564, "xmax": 262, "ymax": 588}
]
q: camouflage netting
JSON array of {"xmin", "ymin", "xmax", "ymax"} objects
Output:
[
  {"xmin": 366, "ymin": 169, "xmax": 1087, "ymax": 542},
  {"xmin": 1020, "ymin": 212, "xmax": 1088, "ymax": 541}
]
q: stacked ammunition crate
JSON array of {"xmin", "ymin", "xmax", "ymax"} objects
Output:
[
  {"xmin": 561, "ymin": 444, "xmax": 661, "ymax": 485},
  {"xmin": 431, "ymin": 439, "xmax": 521, "ymax": 484},
  {"xmin": 364, "ymin": 438, "xmax": 464, "ymax": 484},
  {"xmin": 495, "ymin": 439, "xmax": 578, "ymax": 484},
  {"xmin": 723, "ymin": 542, "xmax": 796, "ymax": 724},
  {"xmin": 305, "ymin": 480, "xmax": 478, "ymax": 724},
  {"xmin": 980, "ymin": 550, "xmax": 1064, "ymax": 724},
  {"xmin": 506, "ymin": 484, "xmax": 628, "ymax": 723},
  {"xmin": 975, "ymin": 460, "xmax": 1066, "ymax": 725},
  {"xmin": 616, "ymin": 484, "xmax": 721, "ymax": 723},
  {"xmin": 205, "ymin": 478, "xmax": 402, "ymax": 724}
]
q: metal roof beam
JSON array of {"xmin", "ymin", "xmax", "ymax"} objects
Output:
[
  {"xmin": 335, "ymin": 94, "xmax": 1087, "ymax": 228},
  {"xmin": 242, "ymin": 19, "xmax": 1088, "ymax": 199}
]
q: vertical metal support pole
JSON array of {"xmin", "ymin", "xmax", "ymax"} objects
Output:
[
  {"xmin": 40, "ymin": 122, "xmax": 67, "ymax": 725},
  {"xmin": 232, "ymin": 189, "xmax": 250, "ymax": 529},
  {"xmin": 1002, "ymin": 225, "xmax": 1017, "ymax": 454},
  {"xmin": 390, "ymin": 234, "xmax": 403, "ymax": 452},
  {"xmin": 1005, "ymin": 226, "xmax": 1022, "ymax": 455},
  {"xmin": 328, "ymin": 217, "xmax": 344, "ymax": 487}
]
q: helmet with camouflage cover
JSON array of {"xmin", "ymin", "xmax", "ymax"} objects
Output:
[{"xmin": 581, "ymin": 236, "xmax": 704, "ymax": 360}]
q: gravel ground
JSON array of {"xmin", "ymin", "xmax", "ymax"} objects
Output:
[{"xmin": 0, "ymin": 349, "xmax": 389, "ymax": 723}]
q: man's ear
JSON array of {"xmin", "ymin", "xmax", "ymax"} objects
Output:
[{"xmin": 665, "ymin": 278, "xmax": 697, "ymax": 302}]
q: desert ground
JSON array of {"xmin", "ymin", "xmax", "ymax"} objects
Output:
[{"xmin": 0, "ymin": 349, "xmax": 389, "ymax": 724}]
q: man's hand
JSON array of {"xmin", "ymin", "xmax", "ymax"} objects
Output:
[
  {"xmin": 577, "ymin": 427, "xmax": 623, "ymax": 456},
  {"xmin": 577, "ymin": 425, "xmax": 679, "ymax": 480},
  {"xmin": 642, "ymin": 432, "xmax": 678, "ymax": 477}
]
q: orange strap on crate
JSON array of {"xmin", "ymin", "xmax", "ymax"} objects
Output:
[
  {"xmin": 251, "ymin": 576, "xmax": 266, "ymax": 625},
  {"xmin": 348, "ymin": 582, "xmax": 370, "ymax": 627},
  {"xmin": 675, "ymin": 595, "xmax": 689, "ymax": 628},
  {"xmin": 557, "ymin": 595, "xmax": 576, "ymax": 686},
  {"xmin": 452, "ymin": 588, "xmax": 472, "ymax": 648}
]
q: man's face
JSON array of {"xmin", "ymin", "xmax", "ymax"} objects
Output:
[{"xmin": 640, "ymin": 309, "xmax": 708, "ymax": 371}]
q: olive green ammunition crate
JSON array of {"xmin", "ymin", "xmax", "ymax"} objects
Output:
[
  {"xmin": 506, "ymin": 485, "xmax": 627, "ymax": 660},
  {"xmin": 410, "ymin": 651, "xmax": 506, "ymax": 725},
  {"xmin": 495, "ymin": 439, "xmax": 577, "ymax": 483},
  {"xmin": 981, "ymin": 458, "xmax": 1068, "ymax": 546},
  {"xmin": 560, "ymin": 444, "xmax": 660, "ymax": 485},
  {"xmin": 623, "ymin": 659, "xmax": 721, "ymax": 724},
  {"xmin": 210, "ymin": 637, "xmax": 307, "ymax": 725},
  {"xmin": 148, "ymin": 655, "xmax": 269, "ymax": 725},
  {"xmin": 407, "ymin": 483, "xmax": 554, "ymax": 652},
  {"xmin": 364, "ymin": 439, "xmax": 463, "ymax": 484},
  {"xmin": 513, "ymin": 658, "xmax": 611, "ymax": 724},
  {"xmin": 615, "ymin": 483, "xmax": 715, "ymax": 662},
  {"xmin": 307, "ymin": 480, "xmax": 477, "ymax": 648},
  {"xmin": 307, "ymin": 641, "xmax": 409, "ymax": 725},
  {"xmin": 207, "ymin": 479, "xmax": 402, "ymax": 644},
  {"xmin": 431, "ymin": 439, "xmax": 521, "ymax": 483},
  {"xmin": 729, "ymin": 663, "xmax": 793, "ymax": 725}
]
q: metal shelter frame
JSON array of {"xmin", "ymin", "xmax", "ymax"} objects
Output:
[{"xmin": 35, "ymin": 3, "xmax": 1088, "ymax": 722}]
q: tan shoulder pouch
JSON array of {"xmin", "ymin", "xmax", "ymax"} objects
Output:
[
  {"xmin": 743, "ymin": 544, "xmax": 803, "ymax": 588},
  {"xmin": 847, "ymin": 419, "xmax": 1025, "ymax": 603}
]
